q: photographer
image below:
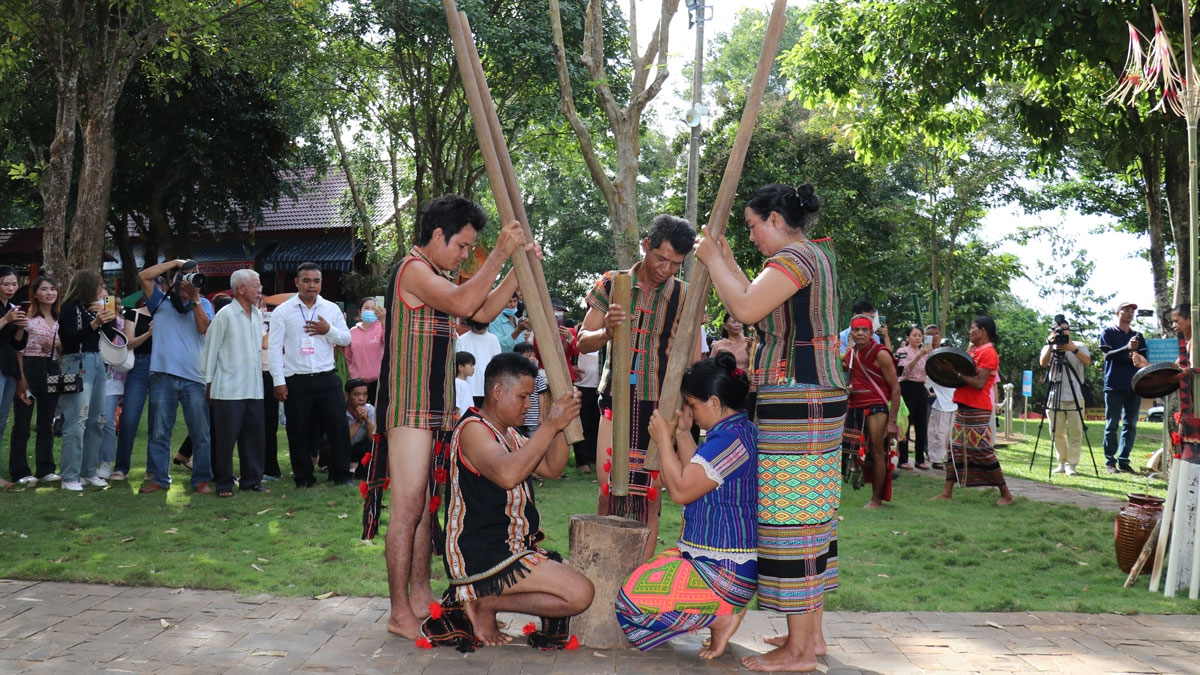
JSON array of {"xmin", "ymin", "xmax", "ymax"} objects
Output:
[
  {"xmin": 1038, "ymin": 316, "xmax": 1091, "ymax": 476},
  {"xmin": 1099, "ymin": 301, "xmax": 1148, "ymax": 473},
  {"xmin": 137, "ymin": 259, "xmax": 215, "ymax": 494}
]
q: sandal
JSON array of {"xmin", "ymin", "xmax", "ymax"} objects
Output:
[
  {"xmin": 898, "ymin": 463, "xmax": 914, "ymax": 471},
  {"xmin": 216, "ymin": 489, "xmax": 234, "ymax": 498},
  {"xmin": 915, "ymin": 463, "xmax": 930, "ymax": 470}
]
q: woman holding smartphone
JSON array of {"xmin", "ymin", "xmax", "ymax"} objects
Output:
[
  {"xmin": 0, "ymin": 266, "xmax": 29, "ymax": 489},
  {"xmin": 895, "ymin": 326, "xmax": 934, "ymax": 470},
  {"xmin": 57, "ymin": 271, "xmax": 118, "ymax": 491},
  {"xmin": 10, "ymin": 276, "xmax": 61, "ymax": 485}
]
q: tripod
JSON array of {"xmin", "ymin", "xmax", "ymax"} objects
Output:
[{"xmin": 1028, "ymin": 345, "xmax": 1100, "ymax": 477}]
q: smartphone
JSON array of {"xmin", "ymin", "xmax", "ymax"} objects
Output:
[
  {"xmin": 876, "ymin": 315, "xmax": 886, "ymax": 326},
  {"xmin": 103, "ymin": 296, "xmax": 117, "ymax": 313},
  {"xmin": 923, "ymin": 334, "xmax": 933, "ymax": 346},
  {"xmin": 19, "ymin": 301, "xmax": 30, "ymax": 313}
]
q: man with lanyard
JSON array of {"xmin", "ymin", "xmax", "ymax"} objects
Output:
[
  {"xmin": 1099, "ymin": 301, "xmax": 1149, "ymax": 473},
  {"xmin": 576, "ymin": 214, "xmax": 696, "ymax": 563},
  {"xmin": 137, "ymin": 259, "xmax": 215, "ymax": 494},
  {"xmin": 268, "ymin": 262, "xmax": 355, "ymax": 488}
]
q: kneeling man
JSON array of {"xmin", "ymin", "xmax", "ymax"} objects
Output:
[{"xmin": 442, "ymin": 352, "xmax": 594, "ymax": 646}]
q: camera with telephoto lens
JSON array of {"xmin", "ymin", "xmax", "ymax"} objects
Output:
[
  {"xmin": 1050, "ymin": 313, "xmax": 1070, "ymax": 346},
  {"xmin": 179, "ymin": 260, "xmax": 205, "ymax": 288}
]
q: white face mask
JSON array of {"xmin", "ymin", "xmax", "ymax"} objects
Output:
[{"xmin": 554, "ymin": 311, "xmax": 565, "ymax": 321}]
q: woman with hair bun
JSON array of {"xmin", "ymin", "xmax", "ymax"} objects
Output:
[
  {"xmin": 696, "ymin": 183, "xmax": 847, "ymax": 672},
  {"xmin": 616, "ymin": 352, "xmax": 758, "ymax": 659},
  {"xmin": 932, "ymin": 316, "xmax": 1015, "ymax": 505}
]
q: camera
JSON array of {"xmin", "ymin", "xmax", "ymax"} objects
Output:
[
  {"xmin": 1050, "ymin": 313, "xmax": 1070, "ymax": 346},
  {"xmin": 178, "ymin": 260, "xmax": 205, "ymax": 288}
]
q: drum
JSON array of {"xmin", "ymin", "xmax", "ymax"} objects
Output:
[
  {"xmin": 1131, "ymin": 362, "xmax": 1184, "ymax": 399},
  {"xmin": 925, "ymin": 346, "xmax": 976, "ymax": 389}
]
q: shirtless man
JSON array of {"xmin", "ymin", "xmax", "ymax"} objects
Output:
[
  {"xmin": 443, "ymin": 352, "xmax": 594, "ymax": 645},
  {"xmin": 378, "ymin": 195, "xmax": 531, "ymax": 638}
]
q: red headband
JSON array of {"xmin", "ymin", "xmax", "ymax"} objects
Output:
[{"xmin": 850, "ymin": 316, "xmax": 873, "ymax": 330}]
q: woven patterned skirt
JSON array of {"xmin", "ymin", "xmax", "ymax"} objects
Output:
[
  {"xmin": 615, "ymin": 549, "xmax": 756, "ymax": 651},
  {"xmin": 947, "ymin": 404, "xmax": 1006, "ymax": 488},
  {"xmin": 755, "ymin": 384, "xmax": 846, "ymax": 614}
]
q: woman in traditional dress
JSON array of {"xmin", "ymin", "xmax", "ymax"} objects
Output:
[
  {"xmin": 932, "ymin": 316, "xmax": 1015, "ymax": 505},
  {"xmin": 616, "ymin": 352, "xmax": 758, "ymax": 658},
  {"xmin": 696, "ymin": 183, "xmax": 848, "ymax": 672},
  {"xmin": 895, "ymin": 325, "xmax": 933, "ymax": 469}
]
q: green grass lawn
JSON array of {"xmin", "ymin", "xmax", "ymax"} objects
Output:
[{"xmin": 0, "ymin": 409, "xmax": 1195, "ymax": 616}]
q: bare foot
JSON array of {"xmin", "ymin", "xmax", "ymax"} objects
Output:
[
  {"xmin": 386, "ymin": 610, "xmax": 423, "ymax": 640},
  {"xmin": 463, "ymin": 601, "xmax": 511, "ymax": 646},
  {"xmin": 410, "ymin": 591, "xmax": 436, "ymax": 619},
  {"xmin": 699, "ymin": 611, "xmax": 745, "ymax": 659},
  {"xmin": 863, "ymin": 500, "xmax": 882, "ymax": 509},
  {"xmin": 761, "ymin": 635, "xmax": 825, "ymax": 656},
  {"xmin": 996, "ymin": 495, "xmax": 1014, "ymax": 506},
  {"xmin": 743, "ymin": 646, "xmax": 818, "ymax": 672},
  {"xmin": 930, "ymin": 494, "xmax": 952, "ymax": 501}
]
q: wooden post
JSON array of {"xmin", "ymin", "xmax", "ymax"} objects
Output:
[
  {"xmin": 608, "ymin": 273, "xmax": 633, "ymax": 496},
  {"xmin": 568, "ymin": 514, "xmax": 650, "ymax": 649},
  {"xmin": 645, "ymin": 0, "xmax": 790, "ymax": 469},
  {"xmin": 1149, "ymin": 462, "xmax": 1179, "ymax": 592},
  {"xmin": 443, "ymin": 1, "xmax": 582, "ymax": 443}
]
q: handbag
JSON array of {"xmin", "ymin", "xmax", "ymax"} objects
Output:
[
  {"xmin": 100, "ymin": 331, "xmax": 135, "ymax": 373},
  {"xmin": 45, "ymin": 315, "xmax": 83, "ymax": 396}
]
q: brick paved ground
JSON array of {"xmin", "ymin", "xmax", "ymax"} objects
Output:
[{"xmin": 1, "ymin": 478, "xmax": 1194, "ymax": 673}]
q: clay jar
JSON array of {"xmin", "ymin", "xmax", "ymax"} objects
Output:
[{"xmin": 1114, "ymin": 493, "xmax": 1166, "ymax": 574}]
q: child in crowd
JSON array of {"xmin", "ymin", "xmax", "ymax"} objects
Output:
[
  {"xmin": 513, "ymin": 342, "xmax": 549, "ymax": 437},
  {"xmin": 453, "ymin": 351, "xmax": 475, "ymax": 419}
]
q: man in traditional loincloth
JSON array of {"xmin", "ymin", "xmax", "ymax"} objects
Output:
[
  {"xmin": 442, "ymin": 352, "xmax": 593, "ymax": 646},
  {"xmin": 575, "ymin": 215, "xmax": 696, "ymax": 563},
  {"xmin": 376, "ymin": 195, "xmax": 529, "ymax": 639}
]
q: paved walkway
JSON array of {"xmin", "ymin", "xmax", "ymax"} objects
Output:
[{"xmin": 1, "ymin": 481, "xmax": 1193, "ymax": 674}]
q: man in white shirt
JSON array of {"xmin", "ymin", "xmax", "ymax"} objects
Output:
[
  {"xmin": 201, "ymin": 269, "xmax": 267, "ymax": 496},
  {"xmin": 456, "ymin": 319, "xmax": 502, "ymax": 407},
  {"xmin": 268, "ymin": 263, "xmax": 355, "ymax": 488}
]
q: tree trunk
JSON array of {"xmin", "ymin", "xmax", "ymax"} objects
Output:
[
  {"xmin": 1144, "ymin": 141, "xmax": 1174, "ymax": 336},
  {"xmin": 41, "ymin": 74, "xmax": 81, "ymax": 281},
  {"xmin": 1163, "ymin": 130, "xmax": 1191, "ymax": 321},
  {"xmin": 330, "ymin": 118, "xmax": 377, "ymax": 277},
  {"xmin": 611, "ymin": 118, "xmax": 642, "ymax": 267},
  {"xmin": 68, "ymin": 102, "xmax": 119, "ymax": 275}
]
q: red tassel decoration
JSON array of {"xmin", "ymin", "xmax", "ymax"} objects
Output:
[
  {"xmin": 358, "ymin": 482, "xmax": 368, "ymax": 499},
  {"xmin": 361, "ymin": 452, "xmax": 372, "ymax": 465},
  {"xmin": 433, "ymin": 467, "xmax": 448, "ymax": 483},
  {"xmin": 429, "ymin": 602, "xmax": 443, "ymax": 619},
  {"xmin": 603, "ymin": 408, "xmax": 612, "ymax": 420},
  {"xmin": 565, "ymin": 635, "xmax": 580, "ymax": 650},
  {"xmin": 415, "ymin": 637, "xmax": 433, "ymax": 649},
  {"xmin": 428, "ymin": 495, "xmax": 442, "ymax": 513},
  {"xmin": 1172, "ymin": 432, "xmax": 1182, "ymax": 446},
  {"xmin": 606, "ymin": 447, "xmax": 612, "ymax": 457},
  {"xmin": 648, "ymin": 470, "xmax": 659, "ymax": 481},
  {"xmin": 601, "ymin": 483, "xmax": 610, "ymax": 496},
  {"xmin": 602, "ymin": 460, "xmax": 611, "ymax": 473},
  {"xmin": 522, "ymin": 622, "xmax": 537, "ymax": 635},
  {"xmin": 383, "ymin": 477, "xmax": 391, "ymax": 490},
  {"xmin": 647, "ymin": 486, "xmax": 659, "ymax": 502}
]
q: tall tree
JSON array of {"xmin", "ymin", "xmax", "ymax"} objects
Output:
[
  {"xmin": 548, "ymin": 0, "xmax": 679, "ymax": 266},
  {"xmin": 783, "ymin": 0, "xmax": 1189, "ymax": 331},
  {"xmin": 0, "ymin": 0, "xmax": 325, "ymax": 278}
]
